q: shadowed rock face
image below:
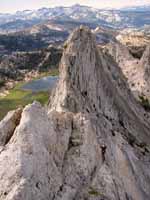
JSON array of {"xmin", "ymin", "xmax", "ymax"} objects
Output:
[{"xmin": 0, "ymin": 26, "xmax": 150, "ymax": 200}]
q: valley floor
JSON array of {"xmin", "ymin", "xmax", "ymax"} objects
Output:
[{"xmin": 0, "ymin": 69, "xmax": 59, "ymax": 120}]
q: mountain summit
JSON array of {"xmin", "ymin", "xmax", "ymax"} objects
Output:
[{"xmin": 0, "ymin": 26, "xmax": 150, "ymax": 200}]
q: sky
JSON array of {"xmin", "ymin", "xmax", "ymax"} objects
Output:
[{"xmin": 0, "ymin": 0, "xmax": 150, "ymax": 13}]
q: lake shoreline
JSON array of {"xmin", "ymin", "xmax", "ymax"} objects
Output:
[
  {"xmin": 0, "ymin": 69, "xmax": 59, "ymax": 120},
  {"xmin": 0, "ymin": 69, "xmax": 59, "ymax": 97},
  {"xmin": 21, "ymin": 76, "xmax": 58, "ymax": 92}
]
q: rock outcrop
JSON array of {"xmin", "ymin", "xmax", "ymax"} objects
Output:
[
  {"xmin": 0, "ymin": 26, "xmax": 150, "ymax": 200},
  {"xmin": 116, "ymin": 30, "xmax": 150, "ymax": 59},
  {"xmin": 105, "ymin": 41, "xmax": 150, "ymax": 100},
  {"xmin": 0, "ymin": 108, "xmax": 22, "ymax": 147},
  {"xmin": 93, "ymin": 27, "xmax": 117, "ymax": 45},
  {"xmin": 140, "ymin": 45, "xmax": 150, "ymax": 84}
]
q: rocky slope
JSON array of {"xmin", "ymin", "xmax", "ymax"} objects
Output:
[
  {"xmin": 93, "ymin": 27, "xmax": 117, "ymax": 45},
  {"xmin": 0, "ymin": 26, "xmax": 150, "ymax": 200},
  {"xmin": 138, "ymin": 45, "xmax": 150, "ymax": 98},
  {"xmin": 116, "ymin": 29, "xmax": 150, "ymax": 59},
  {"xmin": 0, "ymin": 28, "xmax": 68, "ymax": 54},
  {"xmin": 140, "ymin": 45, "xmax": 150, "ymax": 83},
  {"xmin": 0, "ymin": 46, "xmax": 62, "ymax": 84},
  {"xmin": 104, "ymin": 41, "xmax": 141, "ymax": 97},
  {"xmin": 105, "ymin": 39, "xmax": 150, "ymax": 101}
]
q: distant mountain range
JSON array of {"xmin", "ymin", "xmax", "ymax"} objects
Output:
[
  {"xmin": 120, "ymin": 5, "xmax": 150, "ymax": 11},
  {"xmin": 0, "ymin": 4, "xmax": 150, "ymax": 33}
]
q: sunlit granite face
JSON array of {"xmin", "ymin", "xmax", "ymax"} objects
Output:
[{"xmin": 0, "ymin": 26, "xmax": 150, "ymax": 200}]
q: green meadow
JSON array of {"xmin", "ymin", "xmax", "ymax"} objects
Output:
[{"xmin": 0, "ymin": 69, "xmax": 59, "ymax": 120}]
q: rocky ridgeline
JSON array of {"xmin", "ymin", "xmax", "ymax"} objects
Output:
[
  {"xmin": 116, "ymin": 30, "xmax": 150, "ymax": 59},
  {"xmin": 140, "ymin": 45, "xmax": 150, "ymax": 85},
  {"xmin": 0, "ymin": 26, "xmax": 150, "ymax": 200},
  {"xmin": 105, "ymin": 39, "xmax": 150, "ymax": 101}
]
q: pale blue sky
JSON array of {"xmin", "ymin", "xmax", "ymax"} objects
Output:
[{"xmin": 0, "ymin": 0, "xmax": 150, "ymax": 13}]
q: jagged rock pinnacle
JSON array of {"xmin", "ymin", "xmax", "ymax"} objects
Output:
[
  {"xmin": 0, "ymin": 26, "xmax": 150, "ymax": 200},
  {"xmin": 49, "ymin": 26, "xmax": 150, "ymax": 144}
]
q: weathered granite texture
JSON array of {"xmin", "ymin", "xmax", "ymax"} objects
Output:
[{"xmin": 0, "ymin": 26, "xmax": 150, "ymax": 200}]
